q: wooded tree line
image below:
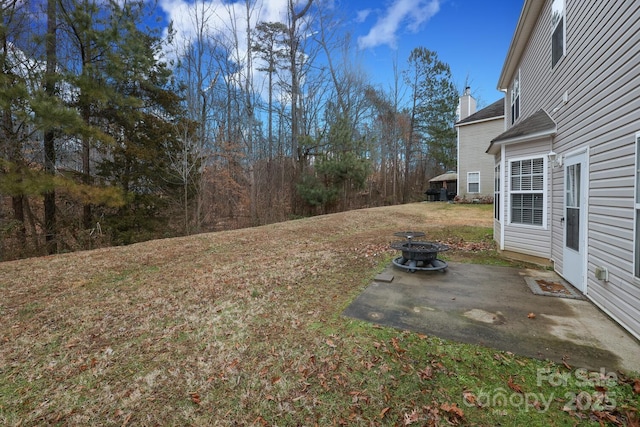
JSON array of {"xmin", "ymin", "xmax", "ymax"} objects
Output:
[{"xmin": 0, "ymin": 0, "xmax": 459, "ymax": 261}]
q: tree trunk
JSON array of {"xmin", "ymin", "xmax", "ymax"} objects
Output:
[
  {"xmin": 288, "ymin": 0, "xmax": 312, "ymax": 162},
  {"xmin": 11, "ymin": 195, "xmax": 26, "ymax": 246},
  {"xmin": 44, "ymin": 0, "xmax": 57, "ymax": 254}
]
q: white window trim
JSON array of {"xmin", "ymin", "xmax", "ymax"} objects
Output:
[
  {"xmin": 507, "ymin": 155, "xmax": 548, "ymax": 229},
  {"xmin": 511, "ymin": 70, "xmax": 520, "ymax": 124},
  {"xmin": 467, "ymin": 171, "xmax": 480, "ymax": 193},
  {"xmin": 494, "ymin": 163, "xmax": 501, "ymax": 221}
]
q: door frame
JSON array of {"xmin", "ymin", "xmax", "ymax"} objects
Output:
[{"xmin": 561, "ymin": 148, "xmax": 589, "ymax": 293}]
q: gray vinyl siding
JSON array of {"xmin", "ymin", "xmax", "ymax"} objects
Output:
[
  {"xmin": 493, "ymin": 218, "xmax": 502, "ymax": 247},
  {"xmin": 501, "ymin": 139, "xmax": 552, "ymax": 259},
  {"xmin": 501, "ymin": 0, "xmax": 640, "ymax": 338},
  {"xmin": 457, "ymin": 118, "xmax": 504, "ymax": 199}
]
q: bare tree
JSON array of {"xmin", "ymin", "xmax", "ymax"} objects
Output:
[
  {"xmin": 172, "ymin": 0, "xmax": 220, "ymax": 233},
  {"xmin": 286, "ymin": 0, "xmax": 312, "ymax": 162}
]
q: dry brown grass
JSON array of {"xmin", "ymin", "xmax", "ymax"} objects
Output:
[{"xmin": 7, "ymin": 203, "xmax": 635, "ymax": 426}]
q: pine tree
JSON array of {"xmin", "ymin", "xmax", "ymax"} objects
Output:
[{"xmin": 95, "ymin": 5, "xmax": 190, "ymax": 244}]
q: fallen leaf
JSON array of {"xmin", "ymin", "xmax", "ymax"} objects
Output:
[
  {"xmin": 633, "ymin": 378, "xmax": 640, "ymax": 394},
  {"xmin": 625, "ymin": 410, "xmax": 640, "ymax": 427},
  {"xmin": 390, "ymin": 337, "xmax": 404, "ymax": 352},
  {"xmin": 325, "ymin": 339, "xmax": 336, "ymax": 348},
  {"xmin": 190, "ymin": 392, "xmax": 201, "ymax": 405},
  {"xmin": 417, "ymin": 366, "xmax": 433, "ymax": 380},
  {"xmin": 379, "ymin": 407, "xmax": 391, "ymax": 419},
  {"xmin": 441, "ymin": 402, "xmax": 464, "ymax": 419},
  {"xmin": 463, "ymin": 391, "xmax": 478, "ymax": 406},
  {"xmin": 507, "ymin": 376, "xmax": 524, "ymax": 394},
  {"xmin": 253, "ymin": 416, "xmax": 268, "ymax": 426},
  {"xmin": 530, "ymin": 399, "xmax": 542, "ymax": 410},
  {"xmin": 121, "ymin": 412, "xmax": 133, "ymax": 426},
  {"xmin": 591, "ymin": 411, "xmax": 620, "ymax": 423},
  {"xmin": 403, "ymin": 409, "xmax": 419, "ymax": 425}
]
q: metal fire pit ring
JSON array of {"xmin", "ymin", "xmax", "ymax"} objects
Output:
[
  {"xmin": 393, "ymin": 231, "xmax": 426, "ymax": 240},
  {"xmin": 390, "ymin": 240, "xmax": 449, "ymax": 273}
]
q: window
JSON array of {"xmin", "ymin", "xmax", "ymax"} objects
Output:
[
  {"xmin": 635, "ymin": 133, "xmax": 640, "ymax": 278},
  {"xmin": 565, "ymin": 163, "xmax": 581, "ymax": 251},
  {"xmin": 468, "ymin": 172, "xmax": 480, "ymax": 193},
  {"xmin": 552, "ymin": 0, "xmax": 565, "ymax": 67},
  {"xmin": 494, "ymin": 164, "xmax": 501, "ymax": 221},
  {"xmin": 510, "ymin": 158, "xmax": 545, "ymax": 226},
  {"xmin": 511, "ymin": 72, "xmax": 520, "ymax": 124}
]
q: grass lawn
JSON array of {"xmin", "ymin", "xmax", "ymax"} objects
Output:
[{"xmin": 1, "ymin": 203, "xmax": 638, "ymax": 426}]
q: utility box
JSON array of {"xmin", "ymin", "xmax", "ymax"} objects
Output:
[{"xmin": 595, "ymin": 266, "xmax": 609, "ymax": 282}]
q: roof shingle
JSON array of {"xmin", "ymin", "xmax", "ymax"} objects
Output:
[
  {"xmin": 491, "ymin": 109, "xmax": 556, "ymax": 143},
  {"xmin": 456, "ymin": 98, "xmax": 504, "ymax": 125}
]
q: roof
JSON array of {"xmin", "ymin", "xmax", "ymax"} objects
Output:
[
  {"xmin": 456, "ymin": 98, "xmax": 504, "ymax": 126},
  {"xmin": 498, "ymin": 0, "xmax": 545, "ymax": 89},
  {"xmin": 486, "ymin": 109, "xmax": 556, "ymax": 154},
  {"xmin": 429, "ymin": 172, "xmax": 457, "ymax": 182}
]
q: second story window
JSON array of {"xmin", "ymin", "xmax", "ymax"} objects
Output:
[
  {"xmin": 511, "ymin": 72, "xmax": 520, "ymax": 124},
  {"xmin": 552, "ymin": 0, "xmax": 565, "ymax": 67}
]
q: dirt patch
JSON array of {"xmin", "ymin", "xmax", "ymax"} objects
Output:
[
  {"xmin": 523, "ymin": 276, "xmax": 585, "ymax": 300},
  {"xmin": 537, "ymin": 279, "xmax": 571, "ymax": 295}
]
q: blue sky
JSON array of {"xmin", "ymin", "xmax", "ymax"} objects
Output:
[
  {"xmin": 158, "ymin": 0, "xmax": 524, "ymax": 109},
  {"xmin": 351, "ymin": 0, "xmax": 523, "ymax": 107}
]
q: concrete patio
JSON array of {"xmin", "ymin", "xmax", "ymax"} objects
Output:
[{"xmin": 343, "ymin": 262, "xmax": 640, "ymax": 373}]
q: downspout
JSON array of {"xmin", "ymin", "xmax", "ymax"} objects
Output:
[
  {"xmin": 500, "ymin": 144, "xmax": 506, "ymax": 250},
  {"xmin": 499, "ymin": 88, "xmax": 507, "ymax": 251},
  {"xmin": 456, "ymin": 126, "xmax": 460, "ymax": 197},
  {"xmin": 549, "ymin": 137, "xmax": 555, "ymax": 266}
]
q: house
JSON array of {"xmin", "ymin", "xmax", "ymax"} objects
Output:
[
  {"xmin": 455, "ymin": 91, "xmax": 504, "ymax": 201},
  {"xmin": 488, "ymin": 0, "xmax": 640, "ymax": 340}
]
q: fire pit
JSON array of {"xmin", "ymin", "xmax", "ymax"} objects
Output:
[
  {"xmin": 390, "ymin": 233, "xmax": 449, "ymax": 273},
  {"xmin": 393, "ymin": 231, "xmax": 426, "ymax": 240}
]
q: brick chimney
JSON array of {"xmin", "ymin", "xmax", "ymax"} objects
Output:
[{"xmin": 458, "ymin": 86, "xmax": 477, "ymax": 121}]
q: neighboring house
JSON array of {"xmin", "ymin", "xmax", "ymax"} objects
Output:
[
  {"xmin": 487, "ymin": 0, "xmax": 640, "ymax": 340},
  {"xmin": 456, "ymin": 93, "xmax": 505, "ymax": 200}
]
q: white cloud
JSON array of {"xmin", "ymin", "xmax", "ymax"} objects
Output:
[
  {"xmin": 158, "ymin": 0, "xmax": 299, "ymax": 101},
  {"xmin": 159, "ymin": 0, "xmax": 290, "ymax": 60},
  {"xmin": 357, "ymin": 0, "xmax": 440, "ymax": 50},
  {"xmin": 355, "ymin": 9, "xmax": 371, "ymax": 23}
]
